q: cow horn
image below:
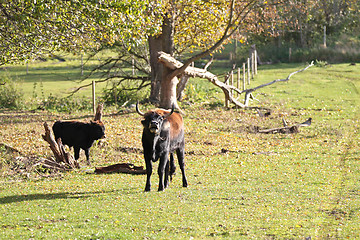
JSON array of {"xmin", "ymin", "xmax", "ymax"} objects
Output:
[
  {"xmin": 163, "ymin": 104, "xmax": 175, "ymax": 118},
  {"xmin": 136, "ymin": 101, "xmax": 145, "ymax": 116}
]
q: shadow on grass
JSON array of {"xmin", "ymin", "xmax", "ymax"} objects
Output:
[{"xmin": 0, "ymin": 188, "xmax": 137, "ymax": 204}]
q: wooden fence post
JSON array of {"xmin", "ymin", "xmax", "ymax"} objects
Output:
[
  {"xmin": 289, "ymin": 48, "xmax": 292, "ymax": 62},
  {"xmin": 224, "ymin": 76, "xmax": 229, "ymax": 107},
  {"xmin": 92, "ymin": 80, "xmax": 96, "ymax": 114},
  {"xmin": 251, "ymin": 53, "xmax": 254, "ymax": 79},
  {"xmin": 242, "ymin": 63, "xmax": 246, "ymax": 90},
  {"xmin": 132, "ymin": 57, "xmax": 135, "ymax": 76},
  {"xmin": 230, "ymin": 70, "xmax": 234, "ymax": 98},
  {"xmin": 247, "ymin": 58, "xmax": 250, "ymax": 85},
  {"xmin": 81, "ymin": 55, "xmax": 84, "ymax": 76},
  {"xmin": 237, "ymin": 68, "xmax": 240, "ymax": 96},
  {"xmin": 254, "ymin": 50, "xmax": 258, "ymax": 75}
]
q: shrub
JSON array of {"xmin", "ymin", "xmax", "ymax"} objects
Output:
[
  {"xmin": 0, "ymin": 72, "xmax": 24, "ymax": 109},
  {"xmin": 101, "ymin": 82, "xmax": 148, "ymax": 107},
  {"xmin": 40, "ymin": 94, "xmax": 92, "ymax": 113}
]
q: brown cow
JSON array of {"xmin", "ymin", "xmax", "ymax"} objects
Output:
[{"xmin": 136, "ymin": 103, "xmax": 188, "ymax": 191}]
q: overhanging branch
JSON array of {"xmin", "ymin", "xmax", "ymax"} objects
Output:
[{"xmin": 158, "ymin": 52, "xmax": 315, "ymax": 108}]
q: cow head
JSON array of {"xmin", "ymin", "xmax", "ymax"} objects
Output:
[
  {"xmin": 136, "ymin": 102, "xmax": 174, "ymax": 135},
  {"xmin": 90, "ymin": 120, "xmax": 106, "ymax": 139}
]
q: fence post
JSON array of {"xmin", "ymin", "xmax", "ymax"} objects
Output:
[
  {"xmin": 247, "ymin": 58, "xmax": 250, "ymax": 85},
  {"xmin": 289, "ymin": 48, "xmax": 292, "ymax": 62},
  {"xmin": 251, "ymin": 53, "xmax": 254, "ymax": 79},
  {"xmin": 92, "ymin": 80, "xmax": 96, "ymax": 114},
  {"xmin": 242, "ymin": 63, "xmax": 246, "ymax": 90},
  {"xmin": 254, "ymin": 50, "xmax": 258, "ymax": 75},
  {"xmin": 81, "ymin": 55, "xmax": 84, "ymax": 76},
  {"xmin": 237, "ymin": 68, "xmax": 240, "ymax": 96},
  {"xmin": 230, "ymin": 70, "xmax": 233, "ymax": 98},
  {"xmin": 323, "ymin": 25, "xmax": 327, "ymax": 48},
  {"xmin": 132, "ymin": 57, "xmax": 135, "ymax": 76},
  {"xmin": 224, "ymin": 76, "xmax": 229, "ymax": 107}
]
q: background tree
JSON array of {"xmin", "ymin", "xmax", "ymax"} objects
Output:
[
  {"xmin": 0, "ymin": 0, "xmax": 153, "ymax": 64},
  {"xmin": 4, "ymin": 1, "xmax": 357, "ymax": 109},
  {"xmin": 87, "ymin": 0, "xmax": 283, "ymax": 108}
]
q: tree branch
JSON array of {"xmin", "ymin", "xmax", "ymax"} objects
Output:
[
  {"xmin": 158, "ymin": 52, "xmax": 314, "ymax": 108},
  {"xmin": 167, "ymin": 0, "xmax": 257, "ymax": 81}
]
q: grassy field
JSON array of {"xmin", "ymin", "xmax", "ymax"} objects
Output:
[{"xmin": 0, "ymin": 61, "xmax": 359, "ymax": 239}]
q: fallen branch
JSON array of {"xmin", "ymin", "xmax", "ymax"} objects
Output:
[
  {"xmin": 258, "ymin": 118, "xmax": 312, "ymax": 134},
  {"xmin": 242, "ymin": 62, "xmax": 314, "ymax": 105},
  {"xmin": 94, "ymin": 163, "xmax": 146, "ymax": 175},
  {"xmin": 42, "ymin": 122, "xmax": 79, "ymax": 169},
  {"xmin": 0, "ymin": 143, "xmax": 23, "ymax": 155},
  {"xmin": 158, "ymin": 51, "xmax": 246, "ymax": 107},
  {"xmin": 158, "ymin": 51, "xmax": 314, "ymax": 108}
]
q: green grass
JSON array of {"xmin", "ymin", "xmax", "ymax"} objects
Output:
[
  {"xmin": 1, "ymin": 52, "xmax": 122, "ymax": 100},
  {"xmin": 0, "ymin": 62, "xmax": 359, "ymax": 239}
]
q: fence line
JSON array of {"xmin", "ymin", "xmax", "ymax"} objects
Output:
[{"xmin": 223, "ymin": 50, "xmax": 259, "ymax": 106}]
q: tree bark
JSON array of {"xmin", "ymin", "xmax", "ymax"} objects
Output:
[
  {"xmin": 177, "ymin": 75, "xmax": 190, "ymax": 101},
  {"xmin": 148, "ymin": 35, "xmax": 163, "ymax": 103},
  {"xmin": 94, "ymin": 103, "xmax": 103, "ymax": 121},
  {"xmin": 157, "ymin": 13, "xmax": 178, "ymax": 109},
  {"xmin": 158, "ymin": 51, "xmax": 246, "ymax": 108},
  {"xmin": 158, "ymin": 52, "xmax": 314, "ymax": 108}
]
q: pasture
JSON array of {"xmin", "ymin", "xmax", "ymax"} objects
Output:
[{"xmin": 0, "ymin": 61, "xmax": 359, "ymax": 239}]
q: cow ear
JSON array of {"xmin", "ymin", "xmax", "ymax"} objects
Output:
[{"xmin": 141, "ymin": 120, "xmax": 146, "ymax": 126}]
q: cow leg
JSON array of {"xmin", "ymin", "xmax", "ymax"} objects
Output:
[
  {"xmin": 169, "ymin": 153, "xmax": 176, "ymax": 181},
  {"xmin": 84, "ymin": 148, "xmax": 91, "ymax": 165},
  {"xmin": 164, "ymin": 161, "xmax": 170, "ymax": 189},
  {"xmin": 176, "ymin": 148, "xmax": 188, "ymax": 188},
  {"xmin": 157, "ymin": 153, "xmax": 169, "ymax": 191},
  {"xmin": 74, "ymin": 147, "xmax": 80, "ymax": 160},
  {"xmin": 144, "ymin": 153, "xmax": 153, "ymax": 192}
]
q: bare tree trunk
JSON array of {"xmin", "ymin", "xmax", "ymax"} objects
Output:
[
  {"xmin": 148, "ymin": 36, "xmax": 163, "ymax": 103},
  {"xmin": 160, "ymin": 67, "xmax": 180, "ymax": 109},
  {"xmin": 158, "ymin": 13, "xmax": 178, "ymax": 109},
  {"xmin": 158, "ymin": 52, "xmax": 314, "ymax": 108},
  {"xmin": 94, "ymin": 103, "xmax": 103, "ymax": 121},
  {"xmin": 177, "ymin": 75, "xmax": 190, "ymax": 101}
]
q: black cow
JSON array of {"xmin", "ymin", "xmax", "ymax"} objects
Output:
[
  {"xmin": 52, "ymin": 120, "xmax": 105, "ymax": 165},
  {"xmin": 136, "ymin": 103, "xmax": 188, "ymax": 191}
]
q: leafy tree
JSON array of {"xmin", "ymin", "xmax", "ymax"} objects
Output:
[
  {"xmin": 0, "ymin": 0, "xmax": 284, "ymax": 108},
  {"xmin": 269, "ymin": 0, "xmax": 360, "ymax": 48},
  {"xmin": 87, "ymin": 0, "xmax": 281, "ymax": 108},
  {"xmin": 0, "ymin": 0, "xmax": 152, "ymax": 64}
]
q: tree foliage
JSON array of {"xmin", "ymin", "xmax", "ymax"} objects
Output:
[{"xmin": 0, "ymin": 0, "xmax": 153, "ymax": 64}]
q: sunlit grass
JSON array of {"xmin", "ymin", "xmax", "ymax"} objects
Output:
[{"xmin": 0, "ymin": 62, "xmax": 359, "ymax": 239}]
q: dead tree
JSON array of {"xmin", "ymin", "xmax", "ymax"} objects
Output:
[
  {"xmin": 257, "ymin": 118, "xmax": 312, "ymax": 134},
  {"xmin": 42, "ymin": 122, "xmax": 79, "ymax": 169},
  {"xmin": 158, "ymin": 51, "xmax": 314, "ymax": 108},
  {"xmin": 94, "ymin": 103, "xmax": 103, "ymax": 121}
]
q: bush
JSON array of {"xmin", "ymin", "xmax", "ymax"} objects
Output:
[
  {"xmin": 40, "ymin": 94, "xmax": 93, "ymax": 113},
  {"xmin": 0, "ymin": 72, "xmax": 24, "ymax": 109},
  {"xmin": 101, "ymin": 82, "xmax": 148, "ymax": 107}
]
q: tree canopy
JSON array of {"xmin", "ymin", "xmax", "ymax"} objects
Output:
[{"xmin": 0, "ymin": 0, "xmax": 153, "ymax": 64}]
